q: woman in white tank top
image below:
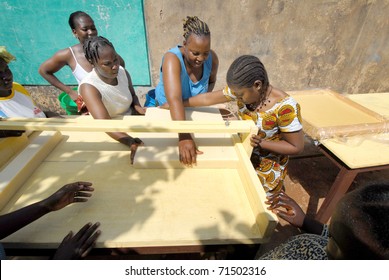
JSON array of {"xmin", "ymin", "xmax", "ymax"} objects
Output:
[
  {"xmin": 79, "ymin": 36, "xmax": 145, "ymax": 164},
  {"xmin": 38, "ymin": 11, "xmax": 125, "ymax": 102}
]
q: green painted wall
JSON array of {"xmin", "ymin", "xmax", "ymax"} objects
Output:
[{"xmin": 0, "ymin": 0, "xmax": 150, "ymax": 85}]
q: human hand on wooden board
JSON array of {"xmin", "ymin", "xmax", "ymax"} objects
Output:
[
  {"xmin": 118, "ymin": 136, "xmax": 144, "ymax": 164},
  {"xmin": 178, "ymin": 133, "xmax": 203, "ymax": 167}
]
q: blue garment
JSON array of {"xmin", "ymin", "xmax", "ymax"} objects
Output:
[{"xmin": 154, "ymin": 45, "xmax": 213, "ymax": 106}]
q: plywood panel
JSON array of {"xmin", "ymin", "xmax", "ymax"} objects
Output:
[
  {"xmin": 0, "ymin": 134, "xmax": 29, "ymax": 170},
  {"xmin": 0, "ymin": 131, "xmax": 276, "ymax": 248},
  {"xmin": 320, "ymin": 133, "xmax": 389, "ymax": 168},
  {"xmin": 0, "ymin": 131, "xmax": 63, "ymax": 211},
  {"xmin": 288, "ymin": 89, "xmax": 386, "ymax": 140},
  {"xmin": 134, "ymin": 107, "xmax": 238, "ymax": 168},
  {"xmin": 346, "ymin": 92, "xmax": 389, "ymax": 119}
]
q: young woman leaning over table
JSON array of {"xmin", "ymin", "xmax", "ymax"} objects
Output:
[
  {"xmin": 78, "ymin": 36, "xmax": 145, "ymax": 164},
  {"xmin": 174, "ymin": 55, "xmax": 304, "ymax": 194}
]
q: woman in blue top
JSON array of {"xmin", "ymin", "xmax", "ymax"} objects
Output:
[{"xmin": 146, "ymin": 16, "xmax": 219, "ymax": 166}]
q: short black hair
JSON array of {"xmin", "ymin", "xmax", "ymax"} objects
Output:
[{"xmin": 68, "ymin": 11, "xmax": 92, "ymax": 29}]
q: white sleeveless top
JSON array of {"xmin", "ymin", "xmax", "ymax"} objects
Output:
[
  {"xmin": 69, "ymin": 47, "xmax": 89, "ymax": 84},
  {"xmin": 79, "ymin": 66, "xmax": 133, "ymax": 117}
]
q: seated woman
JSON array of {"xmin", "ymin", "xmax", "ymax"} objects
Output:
[
  {"xmin": 0, "ymin": 46, "xmax": 48, "ymax": 138},
  {"xmin": 78, "ymin": 36, "xmax": 145, "ymax": 163},
  {"xmin": 38, "ymin": 11, "xmax": 125, "ymax": 113}
]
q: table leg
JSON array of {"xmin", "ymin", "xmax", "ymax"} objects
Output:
[{"xmin": 315, "ymin": 167, "xmax": 358, "ymax": 223}]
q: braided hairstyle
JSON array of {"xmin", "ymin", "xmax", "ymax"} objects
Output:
[
  {"xmin": 226, "ymin": 55, "xmax": 269, "ymax": 90},
  {"xmin": 68, "ymin": 11, "xmax": 91, "ymax": 29},
  {"xmin": 226, "ymin": 55, "xmax": 269, "ymax": 106},
  {"xmin": 182, "ymin": 16, "xmax": 210, "ymax": 40},
  {"xmin": 83, "ymin": 36, "xmax": 115, "ymax": 65}
]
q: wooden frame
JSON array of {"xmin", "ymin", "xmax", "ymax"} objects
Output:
[
  {"xmin": 288, "ymin": 89, "xmax": 386, "ymax": 140},
  {"xmin": 0, "ymin": 108, "xmax": 277, "ymax": 253}
]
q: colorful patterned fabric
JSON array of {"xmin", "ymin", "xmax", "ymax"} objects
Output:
[{"xmin": 223, "ymin": 86, "xmax": 303, "ymax": 193}]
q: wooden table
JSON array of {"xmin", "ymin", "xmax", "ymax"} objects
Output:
[
  {"xmin": 288, "ymin": 90, "xmax": 389, "ymax": 223},
  {"xmin": 0, "ymin": 108, "xmax": 277, "ymax": 257}
]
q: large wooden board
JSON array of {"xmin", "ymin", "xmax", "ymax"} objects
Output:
[
  {"xmin": 134, "ymin": 107, "xmax": 238, "ymax": 169},
  {"xmin": 318, "ymin": 92, "xmax": 389, "ymax": 169},
  {"xmin": 345, "ymin": 92, "xmax": 389, "ymax": 119},
  {"xmin": 320, "ymin": 133, "xmax": 389, "ymax": 169},
  {"xmin": 288, "ymin": 89, "xmax": 386, "ymax": 140},
  {"xmin": 0, "ymin": 110, "xmax": 276, "ymax": 250}
]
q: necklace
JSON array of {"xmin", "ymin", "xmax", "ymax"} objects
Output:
[{"xmin": 258, "ymin": 85, "xmax": 273, "ymax": 110}]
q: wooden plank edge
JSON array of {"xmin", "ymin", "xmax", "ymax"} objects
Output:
[
  {"xmin": 232, "ymin": 134, "xmax": 278, "ymax": 242},
  {"xmin": 0, "ymin": 118, "xmax": 254, "ymax": 134},
  {"xmin": 0, "ymin": 131, "xmax": 63, "ymax": 212}
]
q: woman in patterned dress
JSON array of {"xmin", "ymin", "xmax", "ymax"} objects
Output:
[{"xmin": 179, "ymin": 55, "xmax": 304, "ymax": 193}]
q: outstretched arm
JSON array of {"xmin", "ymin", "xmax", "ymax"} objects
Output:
[{"xmin": 0, "ymin": 181, "xmax": 94, "ymax": 240}]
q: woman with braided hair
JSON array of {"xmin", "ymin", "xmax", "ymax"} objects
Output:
[
  {"xmin": 78, "ymin": 36, "xmax": 145, "ymax": 164},
  {"xmin": 179, "ymin": 55, "xmax": 304, "ymax": 194},
  {"xmin": 39, "ymin": 11, "xmax": 125, "ymax": 110},
  {"xmin": 145, "ymin": 16, "xmax": 219, "ymax": 167}
]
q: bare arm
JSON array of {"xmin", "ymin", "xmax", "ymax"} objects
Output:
[
  {"xmin": 125, "ymin": 70, "xmax": 145, "ymax": 115},
  {"xmin": 38, "ymin": 48, "xmax": 78, "ymax": 100},
  {"xmin": 79, "ymin": 83, "xmax": 143, "ymax": 163},
  {"xmin": 182, "ymin": 89, "xmax": 227, "ymax": 107},
  {"xmin": 163, "ymin": 53, "xmax": 203, "ymax": 165},
  {"xmin": 163, "ymin": 53, "xmax": 187, "ymax": 121},
  {"xmin": 0, "ymin": 182, "xmax": 93, "ymax": 240}
]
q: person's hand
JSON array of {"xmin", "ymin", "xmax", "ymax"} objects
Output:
[
  {"xmin": 68, "ymin": 89, "xmax": 79, "ymax": 101},
  {"xmin": 265, "ymin": 191, "xmax": 305, "ymax": 228},
  {"xmin": 40, "ymin": 181, "xmax": 94, "ymax": 212},
  {"xmin": 133, "ymin": 104, "xmax": 146, "ymax": 115},
  {"xmin": 52, "ymin": 222, "xmax": 101, "ymax": 260},
  {"xmin": 250, "ymin": 134, "xmax": 263, "ymax": 148},
  {"xmin": 118, "ymin": 136, "xmax": 144, "ymax": 164},
  {"xmin": 129, "ymin": 138, "xmax": 144, "ymax": 164},
  {"xmin": 178, "ymin": 133, "xmax": 203, "ymax": 166}
]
